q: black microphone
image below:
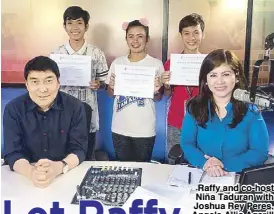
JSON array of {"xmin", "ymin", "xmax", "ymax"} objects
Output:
[
  {"xmin": 249, "ymin": 32, "xmax": 274, "ymax": 102},
  {"xmin": 258, "ymin": 83, "xmax": 274, "ymax": 95},
  {"xmin": 264, "ymin": 32, "xmax": 274, "ymax": 60},
  {"xmin": 233, "ymin": 88, "xmax": 273, "ymax": 109}
]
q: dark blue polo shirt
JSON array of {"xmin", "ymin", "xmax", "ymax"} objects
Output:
[{"xmin": 3, "ymin": 91, "xmax": 88, "ymax": 170}]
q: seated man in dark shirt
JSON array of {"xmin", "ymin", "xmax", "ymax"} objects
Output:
[{"xmin": 3, "ymin": 56, "xmax": 88, "ymax": 188}]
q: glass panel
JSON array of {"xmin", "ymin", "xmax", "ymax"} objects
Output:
[
  {"xmin": 250, "ymin": 0, "xmax": 274, "ymax": 156},
  {"xmin": 168, "ymin": 0, "xmax": 247, "ymax": 60},
  {"xmin": 84, "ymin": 0, "xmax": 164, "ymax": 63},
  {"xmin": 1, "ymin": 0, "xmax": 164, "ymax": 83},
  {"xmin": 250, "ymin": 0, "xmax": 274, "ymax": 85}
]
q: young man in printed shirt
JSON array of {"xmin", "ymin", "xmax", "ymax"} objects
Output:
[{"xmin": 52, "ymin": 6, "xmax": 108, "ymax": 160}]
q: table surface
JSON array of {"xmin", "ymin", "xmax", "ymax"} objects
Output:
[
  {"xmin": 3, "ymin": 159, "xmax": 272, "ymax": 214},
  {"xmin": 1, "ymin": 161, "xmax": 176, "ymax": 214}
]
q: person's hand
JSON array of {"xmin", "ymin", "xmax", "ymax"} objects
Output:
[
  {"xmin": 28, "ymin": 160, "xmax": 49, "ymax": 188},
  {"xmin": 29, "ymin": 159, "xmax": 63, "ymax": 188},
  {"xmin": 203, "ymin": 155, "xmax": 228, "ymax": 177},
  {"xmin": 154, "ymin": 76, "xmax": 161, "ymax": 93},
  {"xmin": 203, "ymin": 155, "xmax": 224, "ymax": 170},
  {"xmin": 28, "ymin": 165, "xmax": 47, "ymax": 188},
  {"xmin": 205, "ymin": 165, "xmax": 228, "ymax": 177},
  {"xmin": 108, "ymin": 73, "xmax": 115, "ymax": 90},
  {"xmin": 161, "ymin": 71, "xmax": 171, "ymax": 88},
  {"xmin": 36, "ymin": 159, "xmax": 63, "ymax": 179},
  {"xmin": 89, "ymin": 80, "xmax": 100, "ymax": 90}
]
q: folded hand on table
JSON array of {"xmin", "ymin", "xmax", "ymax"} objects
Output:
[
  {"xmin": 203, "ymin": 155, "xmax": 228, "ymax": 177},
  {"xmin": 29, "ymin": 159, "xmax": 63, "ymax": 188}
]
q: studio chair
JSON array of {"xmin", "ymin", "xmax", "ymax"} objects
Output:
[
  {"xmin": 82, "ymin": 102, "xmax": 92, "ymax": 133},
  {"xmin": 168, "ymin": 144, "xmax": 189, "ymax": 165},
  {"xmin": 82, "ymin": 102, "xmax": 109, "ymax": 161}
]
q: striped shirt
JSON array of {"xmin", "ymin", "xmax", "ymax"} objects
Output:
[{"xmin": 52, "ymin": 41, "xmax": 108, "ymax": 132}]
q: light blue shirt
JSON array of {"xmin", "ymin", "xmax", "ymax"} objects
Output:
[{"xmin": 180, "ymin": 102, "xmax": 269, "ymax": 172}]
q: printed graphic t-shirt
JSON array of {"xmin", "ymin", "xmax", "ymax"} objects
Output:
[
  {"xmin": 52, "ymin": 41, "xmax": 108, "ymax": 132},
  {"xmin": 105, "ymin": 55, "xmax": 164, "ymax": 137}
]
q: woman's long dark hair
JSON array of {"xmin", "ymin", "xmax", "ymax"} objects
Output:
[{"xmin": 187, "ymin": 49, "xmax": 248, "ymax": 128}]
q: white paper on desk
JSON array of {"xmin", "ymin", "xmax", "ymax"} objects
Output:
[
  {"xmin": 201, "ymin": 172, "xmax": 236, "ymax": 186},
  {"xmin": 50, "ymin": 54, "xmax": 92, "ymax": 86},
  {"xmin": 167, "ymin": 165, "xmax": 203, "ymax": 187},
  {"xmin": 170, "ymin": 54, "xmax": 207, "ymax": 86},
  {"xmin": 142, "ymin": 184, "xmax": 191, "ymax": 206},
  {"xmin": 123, "ymin": 186, "xmax": 188, "ymax": 214},
  {"xmin": 114, "ymin": 65, "xmax": 156, "ymax": 98}
]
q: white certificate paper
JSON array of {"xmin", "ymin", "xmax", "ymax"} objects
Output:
[
  {"xmin": 114, "ymin": 65, "xmax": 156, "ymax": 98},
  {"xmin": 50, "ymin": 54, "xmax": 92, "ymax": 86},
  {"xmin": 170, "ymin": 54, "xmax": 207, "ymax": 86}
]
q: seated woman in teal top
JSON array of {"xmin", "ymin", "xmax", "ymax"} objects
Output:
[{"xmin": 180, "ymin": 49, "xmax": 269, "ymax": 176}]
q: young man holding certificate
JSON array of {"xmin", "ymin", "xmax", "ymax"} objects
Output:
[
  {"xmin": 105, "ymin": 19, "xmax": 164, "ymax": 162},
  {"xmin": 161, "ymin": 14, "xmax": 205, "ymax": 163},
  {"xmin": 51, "ymin": 6, "xmax": 108, "ymax": 160}
]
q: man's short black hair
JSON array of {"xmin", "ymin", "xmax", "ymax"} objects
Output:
[
  {"xmin": 24, "ymin": 56, "xmax": 60, "ymax": 80},
  {"xmin": 63, "ymin": 6, "xmax": 90, "ymax": 25},
  {"xmin": 179, "ymin": 13, "xmax": 205, "ymax": 33}
]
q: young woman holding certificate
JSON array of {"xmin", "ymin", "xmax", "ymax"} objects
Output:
[
  {"xmin": 180, "ymin": 49, "xmax": 269, "ymax": 175},
  {"xmin": 105, "ymin": 19, "xmax": 164, "ymax": 162}
]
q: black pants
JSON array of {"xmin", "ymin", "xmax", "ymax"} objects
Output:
[
  {"xmin": 112, "ymin": 132, "xmax": 155, "ymax": 162},
  {"xmin": 86, "ymin": 132, "xmax": 96, "ymax": 160}
]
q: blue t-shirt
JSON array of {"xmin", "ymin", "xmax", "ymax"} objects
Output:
[{"xmin": 180, "ymin": 102, "xmax": 269, "ymax": 172}]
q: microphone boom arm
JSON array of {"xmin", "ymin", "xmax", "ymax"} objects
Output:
[
  {"xmin": 264, "ymin": 32, "xmax": 274, "ymax": 60},
  {"xmin": 250, "ymin": 59, "xmax": 264, "ymax": 102},
  {"xmin": 250, "ymin": 32, "xmax": 274, "ymax": 102}
]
